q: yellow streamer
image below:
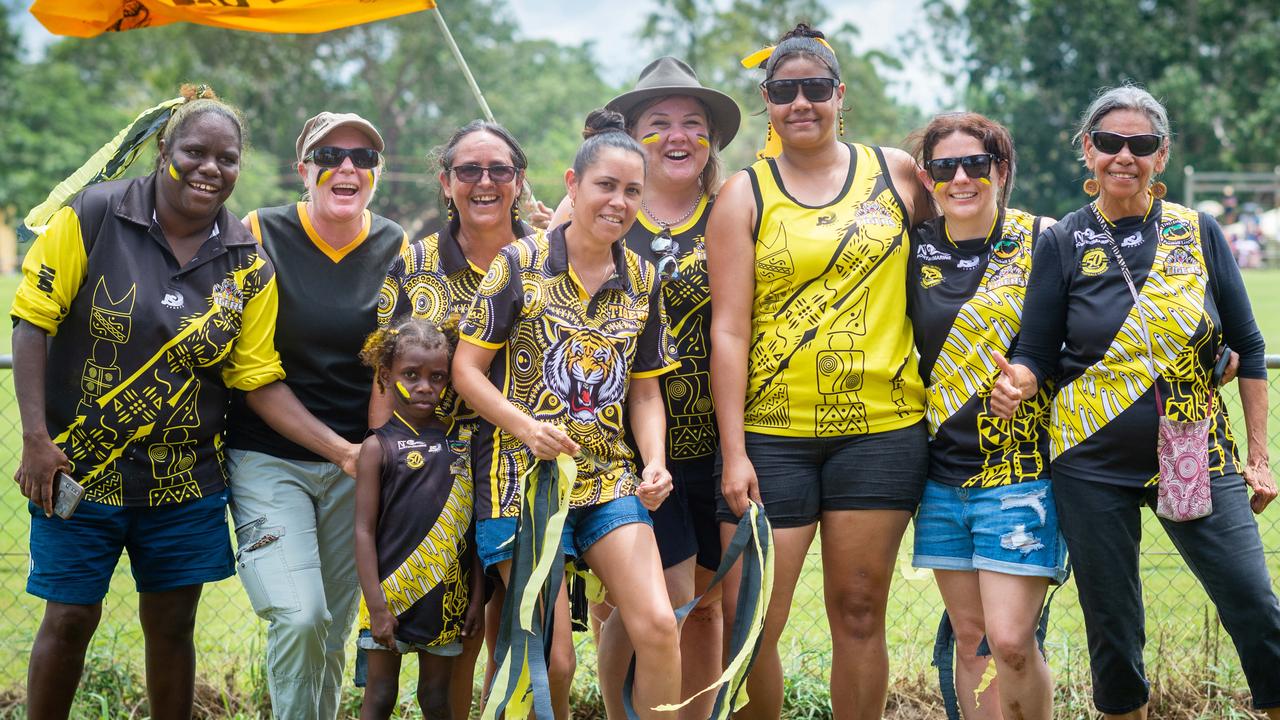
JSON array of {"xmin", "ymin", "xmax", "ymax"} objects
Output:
[{"xmin": 973, "ymin": 658, "xmax": 997, "ymax": 708}]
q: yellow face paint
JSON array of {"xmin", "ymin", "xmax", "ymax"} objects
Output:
[
  {"xmin": 168, "ymin": 163, "xmax": 181, "ymax": 181},
  {"xmin": 365, "ymin": 169, "xmax": 375, "ymax": 185},
  {"xmin": 696, "ymin": 134, "xmax": 711, "ymax": 148},
  {"xmin": 978, "ymin": 177, "xmax": 992, "ymax": 186},
  {"xmin": 933, "ymin": 181, "xmax": 948, "ymax": 193},
  {"xmin": 395, "ymin": 381, "xmax": 412, "ymax": 401},
  {"xmin": 641, "ymin": 132, "xmax": 661, "ymax": 145},
  {"xmin": 318, "ymin": 169, "xmax": 334, "ymax": 186}
]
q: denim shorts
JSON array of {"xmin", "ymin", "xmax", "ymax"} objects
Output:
[
  {"xmin": 912, "ymin": 478, "xmax": 1068, "ymax": 584},
  {"xmin": 716, "ymin": 421, "xmax": 929, "ymax": 527},
  {"xmin": 355, "ymin": 628, "xmax": 461, "ymax": 657},
  {"xmin": 28, "ymin": 490, "xmax": 235, "ymax": 605},
  {"xmin": 475, "ymin": 494, "xmax": 652, "ymax": 571}
]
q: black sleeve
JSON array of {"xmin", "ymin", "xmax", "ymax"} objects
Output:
[
  {"xmin": 1010, "ymin": 224, "xmax": 1068, "ymax": 383},
  {"xmin": 1201, "ymin": 213, "xmax": 1266, "ymax": 380}
]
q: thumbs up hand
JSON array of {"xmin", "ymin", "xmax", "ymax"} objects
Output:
[{"xmin": 989, "ymin": 349, "xmax": 1037, "ymax": 419}]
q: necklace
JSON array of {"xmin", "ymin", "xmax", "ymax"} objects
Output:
[{"xmin": 642, "ymin": 182, "xmax": 704, "ymax": 229}]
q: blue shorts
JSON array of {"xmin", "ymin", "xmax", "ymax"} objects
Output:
[
  {"xmin": 475, "ymin": 494, "xmax": 652, "ymax": 572},
  {"xmin": 912, "ymin": 479, "xmax": 1068, "ymax": 584},
  {"xmin": 28, "ymin": 491, "xmax": 235, "ymax": 605}
]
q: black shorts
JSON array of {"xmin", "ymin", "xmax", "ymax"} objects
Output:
[
  {"xmin": 716, "ymin": 421, "xmax": 929, "ymax": 528},
  {"xmin": 650, "ymin": 455, "xmax": 721, "ymax": 570}
]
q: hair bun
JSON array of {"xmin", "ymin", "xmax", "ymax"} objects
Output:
[
  {"xmin": 780, "ymin": 22, "xmax": 825, "ymax": 42},
  {"xmin": 582, "ymin": 108, "xmax": 628, "ymax": 140},
  {"xmin": 178, "ymin": 83, "xmax": 218, "ymax": 102}
]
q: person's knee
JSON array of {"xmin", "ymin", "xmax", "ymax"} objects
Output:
[
  {"xmin": 272, "ymin": 596, "xmax": 333, "ymax": 642},
  {"xmin": 686, "ymin": 600, "xmax": 722, "ymax": 627},
  {"xmin": 363, "ymin": 677, "xmax": 400, "ymax": 717},
  {"xmin": 417, "ymin": 677, "xmax": 452, "ymax": 720},
  {"xmin": 827, "ymin": 586, "xmax": 885, "ymax": 641},
  {"xmin": 985, "ymin": 628, "xmax": 1037, "ymax": 674},
  {"xmin": 549, "ymin": 635, "xmax": 577, "ymax": 685},
  {"xmin": 948, "ymin": 615, "xmax": 988, "ymax": 660},
  {"xmin": 631, "ymin": 607, "xmax": 679, "ymax": 657},
  {"xmin": 39, "ymin": 603, "xmax": 102, "ymax": 651}
]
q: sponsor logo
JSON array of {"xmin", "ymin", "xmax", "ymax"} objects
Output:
[
  {"xmin": 917, "ymin": 243, "xmax": 952, "ymax": 262},
  {"xmin": 957, "ymin": 256, "xmax": 980, "ymax": 270},
  {"xmin": 396, "ymin": 439, "xmax": 428, "ymax": 450},
  {"xmin": 161, "ymin": 291, "xmax": 184, "ymax": 309},
  {"xmin": 1073, "ymin": 228, "xmax": 1109, "ymax": 247},
  {"xmin": 920, "ymin": 264, "xmax": 944, "ymax": 288},
  {"xmin": 36, "ymin": 264, "xmax": 56, "ymax": 293},
  {"xmin": 1081, "ymin": 248, "xmax": 1109, "ymax": 276},
  {"xmin": 816, "ymin": 213, "xmax": 837, "ymax": 226},
  {"xmin": 427, "ymin": 443, "xmax": 442, "ymax": 453},
  {"xmin": 405, "ymin": 450, "xmax": 425, "ymax": 469},
  {"xmin": 1120, "ymin": 232, "xmax": 1145, "ymax": 248}
]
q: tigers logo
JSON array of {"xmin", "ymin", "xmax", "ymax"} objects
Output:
[
  {"xmin": 405, "ymin": 451, "xmax": 425, "ymax": 469},
  {"xmin": 544, "ymin": 327, "xmax": 626, "ymax": 422},
  {"xmin": 1164, "ymin": 247, "xmax": 1201, "ymax": 275},
  {"xmin": 210, "ymin": 279, "xmax": 244, "ymax": 313},
  {"xmin": 1080, "ymin": 248, "xmax": 1108, "ymax": 276},
  {"xmin": 920, "ymin": 265, "xmax": 943, "ymax": 288}
]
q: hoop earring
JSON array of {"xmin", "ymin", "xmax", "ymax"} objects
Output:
[
  {"xmin": 1082, "ymin": 178, "xmax": 1100, "ymax": 196},
  {"xmin": 1149, "ymin": 181, "xmax": 1167, "ymax": 200}
]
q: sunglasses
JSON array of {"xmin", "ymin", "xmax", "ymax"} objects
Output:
[
  {"xmin": 1089, "ymin": 130, "xmax": 1164, "ymax": 157},
  {"xmin": 449, "ymin": 163, "xmax": 518, "ymax": 184},
  {"xmin": 924, "ymin": 153, "xmax": 997, "ymax": 183},
  {"xmin": 650, "ymin": 228, "xmax": 681, "ymax": 281},
  {"xmin": 760, "ymin": 77, "xmax": 838, "ymax": 105},
  {"xmin": 305, "ymin": 146, "xmax": 381, "ymax": 169}
]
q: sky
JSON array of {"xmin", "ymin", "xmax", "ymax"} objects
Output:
[{"xmin": 506, "ymin": 0, "xmax": 957, "ymax": 111}]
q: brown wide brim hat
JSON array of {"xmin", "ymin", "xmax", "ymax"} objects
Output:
[{"xmin": 606, "ymin": 56, "xmax": 741, "ymax": 150}]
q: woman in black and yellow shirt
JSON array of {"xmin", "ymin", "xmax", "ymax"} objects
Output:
[
  {"xmin": 708, "ymin": 24, "xmax": 932, "ymax": 720},
  {"xmin": 906, "ymin": 112, "xmax": 1061, "ymax": 720},
  {"xmin": 993, "ymin": 86, "xmax": 1280, "ymax": 719}
]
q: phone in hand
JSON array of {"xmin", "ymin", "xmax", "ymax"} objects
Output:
[
  {"xmin": 1211, "ymin": 345, "xmax": 1233, "ymax": 386},
  {"xmin": 53, "ymin": 472, "xmax": 84, "ymax": 519}
]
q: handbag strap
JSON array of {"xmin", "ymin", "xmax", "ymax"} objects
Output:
[{"xmin": 1085, "ymin": 203, "xmax": 1214, "ymax": 417}]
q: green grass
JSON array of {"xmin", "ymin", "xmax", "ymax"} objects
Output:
[{"xmin": 0, "ymin": 269, "xmax": 1277, "ymax": 716}]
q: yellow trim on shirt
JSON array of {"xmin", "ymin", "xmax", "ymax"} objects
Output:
[
  {"xmin": 247, "ymin": 210, "xmax": 264, "ymax": 244},
  {"xmin": 631, "ymin": 361, "xmax": 682, "ymax": 379},
  {"xmin": 460, "ymin": 334, "xmax": 505, "ymax": 350},
  {"xmin": 296, "ymin": 202, "xmax": 372, "ymax": 264},
  {"xmin": 10, "ymin": 205, "xmax": 89, "ymax": 337}
]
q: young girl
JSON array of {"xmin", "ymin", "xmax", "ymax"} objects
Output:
[{"xmin": 355, "ymin": 316, "xmax": 484, "ymax": 720}]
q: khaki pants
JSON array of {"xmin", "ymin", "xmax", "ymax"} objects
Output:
[{"xmin": 228, "ymin": 449, "xmax": 360, "ymax": 720}]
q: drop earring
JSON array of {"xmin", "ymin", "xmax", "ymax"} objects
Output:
[
  {"xmin": 1149, "ymin": 181, "xmax": 1167, "ymax": 199},
  {"xmin": 1082, "ymin": 178, "xmax": 1100, "ymax": 196}
]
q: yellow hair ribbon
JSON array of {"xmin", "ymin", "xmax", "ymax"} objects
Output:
[
  {"xmin": 757, "ymin": 122, "xmax": 783, "ymax": 160},
  {"xmin": 740, "ymin": 37, "xmax": 836, "ymax": 68},
  {"xmin": 696, "ymin": 134, "xmax": 711, "ymax": 148},
  {"xmin": 168, "ymin": 162, "xmax": 181, "ymax": 181},
  {"xmin": 318, "ymin": 168, "xmax": 334, "ymax": 186},
  {"xmin": 640, "ymin": 131, "xmax": 661, "ymax": 145}
]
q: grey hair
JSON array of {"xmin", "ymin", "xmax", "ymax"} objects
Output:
[{"xmin": 1075, "ymin": 85, "xmax": 1172, "ymax": 161}]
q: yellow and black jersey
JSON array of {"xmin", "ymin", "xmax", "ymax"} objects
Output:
[
  {"xmin": 357, "ymin": 413, "xmax": 473, "ymax": 647},
  {"xmin": 378, "ymin": 222, "xmax": 533, "ymax": 426},
  {"xmin": 907, "ymin": 208, "xmax": 1051, "ymax": 487},
  {"xmin": 460, "ymin": 224, "xmax": 679, "ymax": 519},
  {"xmin": 623, "ymin": 196, "xmax": 716, "ymax": 460},
  {"xmin": 227, "ymin": 203, "xmax": 407, "ymax": 461},
  {"xmin": 1013, "ymin": 200, "xmax": 1266, "ymax": 487},
  {"xmin": 10, "ymin": 174, "xmax": 283, "ymax": 507},
  {"xmin": 744, "ymin": 142, "xmax": 925, "ymax": 438}
]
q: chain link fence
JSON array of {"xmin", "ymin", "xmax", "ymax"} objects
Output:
[{"xmin": 1, "ymin": 358, "xmax": 1279, "ymax": 712}]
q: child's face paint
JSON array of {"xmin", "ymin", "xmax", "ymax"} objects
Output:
[
  {"xmin": 395, "ymin": 380, "xmax": 413, "ymax": 401},
  {"xmin": 169, "ymin": 162, "xmax": 181, "ymax": 181},
  {"xmin": 641, "ymin": 132, "xmax": 662, "ymax": 145}
]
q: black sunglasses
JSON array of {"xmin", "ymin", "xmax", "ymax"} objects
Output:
[
  {"xmin": 924, "ymin": 153, "xmax": 998, "ymax": 183},
  {"xmin": 651, "ymin": 228, "xmax": 681, "ymax": 281},
  {"xmin": 305, "ymin": 146, "xmax": 381, "ymax": 169},
  {"xmin": 1089, "ymin": 130, "xmax": 1164, "ymax": 157},
  {"xmin": 760, "ymin": 77, "xmax": 838, "ymax": 105},
  {"xmin": 450, "ymin": 163, "xmax": 518, "ymax": 184}
]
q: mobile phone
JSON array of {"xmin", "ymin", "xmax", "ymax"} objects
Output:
[
  {"xmin": 53, "ymin": 472, "xmax": 84, "ymax": 519},
  {"xmin": 1211, "ymin": 345, "xmax": 1233, "ymax": 386}
]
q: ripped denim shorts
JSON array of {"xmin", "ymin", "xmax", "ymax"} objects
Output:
[{"xmin": 912, "ymin": 478, "xmax": 1068, "ymax": 584}]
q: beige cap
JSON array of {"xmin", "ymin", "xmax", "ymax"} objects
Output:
[{"xmin": 296, "ymin": 111, "xmax": 385, "ymax": 162}]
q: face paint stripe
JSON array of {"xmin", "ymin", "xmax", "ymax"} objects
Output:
[
  {"xmin": 318, "ymin": 169, "xmax": 334, "ymax": 186},
  {"xmin": 933, "ymin": 181, "xmax": 947, "ymax": 193},
  {"xmin": 641, "ymin": 132, "xmax": 661, "ymax": 145},
  {"xmin": 366, "ymin": 169, "xmax": 375, "ymax": 185},
  {"xmin": 169, "ymin": 163, "xmax": 181, "ymax": 181},
  {"xmin": 696, "ymin": 134, "xmax": 711, "ymax": 148},
  {"xmin": 395, "ymin": 380, "xmax": 412, "ymax": 401},
  {"xmin": 978, "ymin": 177, "xmax": 992, "ymax": 186}
]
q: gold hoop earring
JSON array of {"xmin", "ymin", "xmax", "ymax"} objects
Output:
[
  {"xmin": 1082, "ymin": 178, "xmax": 1100, "ymax": 196},
  {"xmin": 1149, "ymin": 181, "xmax": 1167, "ymax": 200}
]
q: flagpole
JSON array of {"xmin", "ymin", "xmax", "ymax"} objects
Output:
[{"xmin": 431, "ymin": 6, "xmax": 495, "ymax": 123}]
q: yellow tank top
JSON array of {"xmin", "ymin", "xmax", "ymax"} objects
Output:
[{"xmin": 744, "ymin": 142, "xmax": 925, "ymax": 437}]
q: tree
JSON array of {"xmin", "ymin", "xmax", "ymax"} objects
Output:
[{"xmin": 924, "ymin": 0, "xmax": 1280, "ymax": 217}]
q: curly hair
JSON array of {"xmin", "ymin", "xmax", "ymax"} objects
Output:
[{"xmin": 359, "ymin": 314, "xmax": 460, "ymax": 392}]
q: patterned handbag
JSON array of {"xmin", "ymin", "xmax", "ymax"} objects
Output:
[{"xmin": 1091, "ymin": 203, "xmax": 1213, "ymax": 521}]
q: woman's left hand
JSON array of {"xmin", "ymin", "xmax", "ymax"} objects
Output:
[
  {"xmin": 524, "ymin": 199, "xmax": 553, "ymax": 231},
  {"xmin": 636, "ymin": 463, "xmax": 672, "ymax": 511},
  {"xmin": 1216, "ymin": 348, "xmax": 1240, "ymax": 386},
  {"xmin": 1245, "ymin": 454, "xmax": 1276, "ymax": 514}
]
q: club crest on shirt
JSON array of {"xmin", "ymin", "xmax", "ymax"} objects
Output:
[
  {"xmin": 1160, "ymin": 219, "xmax": 1194, "ymax": 246},
  {"xmin": 210, "ymin": 279, "xmax": 244, "ymax": 313},
  {"xmin": 1164, "ymin": 247, "xmax": 1202, "ymax": 275},
  {"xmin": 1080, "ymin": 248, "xmax": 1109, "ymax": 276},
  {"xmin": 920, "ymin": 264, "xmax": 943, "ymax": 288},
  {"xmin": 405, "ymin": 450, "xmax": 425, "ymax": 469},
  {"xmin": 988, "ymin": 263, "xmax": 1027, "ymax": 289},
  {"xmin": 991, "ymin": 238, "xmax": 1022, "ymax": 264}
]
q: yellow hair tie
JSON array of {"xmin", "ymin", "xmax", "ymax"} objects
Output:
[{"xmin": 740, "ymin": 37, "xmax": 836, "ymax": 69}]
